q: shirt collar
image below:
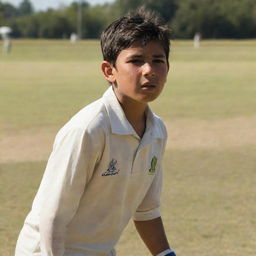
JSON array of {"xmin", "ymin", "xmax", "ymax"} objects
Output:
[{"xmin": 102, "ymin": 87, "xmax": 166, "ymax": 140}]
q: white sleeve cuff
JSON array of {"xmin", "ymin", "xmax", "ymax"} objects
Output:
[
  {"xmin": 133, "ymin": 207, "xmax": 160, "ymax": 221},
  {"xmin": 156, "ymin": 249, "xmax": 175, "ymax": 256}
]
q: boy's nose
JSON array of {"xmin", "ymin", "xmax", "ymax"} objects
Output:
[{"xmin": 142, "ymin": 63, "xmax": 156, "ymax": 77}]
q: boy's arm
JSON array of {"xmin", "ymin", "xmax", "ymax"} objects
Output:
[
  {"xmin": 38, "ymin": 127, "xmax": 102, "ymax": 255},
  {"xmin": 134, "ymin": 217, "xmax": 171, "ymax": 256}
]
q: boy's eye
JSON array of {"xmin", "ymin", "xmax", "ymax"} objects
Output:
[
  {"xmin": 153, "ymin": 59, "xmax": 165, "ymax": 63},
  {"xmin": 128, "ymin": 59, "xmax": 144, "ymax": 64}
]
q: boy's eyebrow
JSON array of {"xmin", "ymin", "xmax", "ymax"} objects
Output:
[
  {"xmin": 153, "ymin": 54, "xmax": 166, "ymax": 58},
  {"xmin": 126, "ymin": 54, "xmax": 166, "ymax": 58},
  {"xmin": 126, "ymin": 54, "xmax": 143, "ymax": 58}
]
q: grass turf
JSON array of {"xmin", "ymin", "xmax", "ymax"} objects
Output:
[
  {"xmin": 1, "ymin": 146, "xmax": 255, "ymax": 255},
  {"xmin": 0, "ymin": 39, "xmax": 255, "ymax": 255}
]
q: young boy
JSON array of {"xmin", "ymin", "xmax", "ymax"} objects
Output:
[{"xmin": 15, "ymin": 8, "xmax": 176, "ymax": 256}]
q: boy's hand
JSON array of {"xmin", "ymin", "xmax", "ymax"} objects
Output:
[{"xmin": 134, "ymin": 217, "xmax": 172, "ymax": 256}]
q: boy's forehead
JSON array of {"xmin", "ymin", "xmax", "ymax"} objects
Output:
[{"xmin": 120, "ymin": 40, "xmax": 166, "ymax": 57}]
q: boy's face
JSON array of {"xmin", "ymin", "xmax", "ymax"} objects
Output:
[{"xmin": 102, "ymin": 40, "xmax": 169, "ymax": 106}]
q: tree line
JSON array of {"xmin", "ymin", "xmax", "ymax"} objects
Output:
[{"xmin": 0, "ymin": 0, "xmax": 255, "ymax": 39}]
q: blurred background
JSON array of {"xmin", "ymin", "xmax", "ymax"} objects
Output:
[
  {"xmin": 0, "ymin": 1, "xmax": 256, "ymax": 256},
  {"xmin": 0, "ymin": 0, "xmax": 255, "ymax": 39}
]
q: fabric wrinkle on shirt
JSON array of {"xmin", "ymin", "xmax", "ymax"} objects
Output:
[{"xmin": 15, "ymin": 87, "xmax": 168, "ymax": 256}]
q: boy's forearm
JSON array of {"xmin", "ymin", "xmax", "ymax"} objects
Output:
[
  {"xmin": 39, "ymin": 213, "xmax": 66, "ymax": 255},
  {"xmin": 134, "ymin": 216, "xmax": 171, "ymax": 256}
]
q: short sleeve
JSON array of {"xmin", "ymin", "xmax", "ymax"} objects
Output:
[
  {"xmin": 37, "ymin": 125, "xmax": 103, "ymax": 255},
  {"xmin": 133, "ymin": 162, "xmax": 163, "ymax": 221}
]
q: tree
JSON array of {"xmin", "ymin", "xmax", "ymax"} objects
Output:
[
  {"xmin": 142, "ymin": 0, "xmax": 178, "ymax": 23},
  {"xmin": 82, "ymin": 5, "xmax": 109, "ymax": 38},
  {"xmin": 2, "ymin": 0, "xmax": 255, "ymax": 39},
  {"xmin": 36, "ymin": 10, "xmax": 72, "ymax": 38},
  {"xmin": 0, "ymin": 2, "xmax": 19, "ymax": 18},
  {"xmin": 19, "ymin": 0, "xmax": 34, "ymax": 16},
  {"xmin": 113, "ymin": 0, "xmax": 142, "ymax": 15},
  {"xmin": 112, "ymin": 0, "xmax": 177, "ymax": 23},
  {"xmin": 171, "ymin": 0, "xmax": 233, "ymax": 38},
  {"xmin": 171, "ymin": 0, "xmax": 256, "ymax": 38},
  {"xmin": 10, "ymin": 14, "xmax": 39, "ymax": 37},
  {"xmin": 218, "ymin": 0, "xmax": 256, "ymax": 38},
  {"xmin": 65, "ymin": 1, "xmax": 90, "ymax": 38}
]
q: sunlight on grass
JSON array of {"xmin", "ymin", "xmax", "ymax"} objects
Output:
[{"xmin": 0, "ymin": 40, "xmax": 255, "ymax": 256}]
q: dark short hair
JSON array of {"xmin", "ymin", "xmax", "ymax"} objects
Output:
[{"xmin": 100, "ymin": 8, "xmax": 171, "ymax": 66}]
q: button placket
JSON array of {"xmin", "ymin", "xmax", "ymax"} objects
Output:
[{"xmin": 130, "ymin": 135, "xmax": 141, "ymax": 173}]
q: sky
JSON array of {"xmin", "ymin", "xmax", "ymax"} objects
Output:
[{"xmin": 2, "ymin": 0, "xmax": 115, "ymax": 11}]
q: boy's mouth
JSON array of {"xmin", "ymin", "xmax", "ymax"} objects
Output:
[{"xmin": 141, "ymin": 83, "xmax": 156, "ymax": 89}]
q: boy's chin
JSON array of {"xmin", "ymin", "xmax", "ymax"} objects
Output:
[{"xmin": 138, "ymin": 94, "xmax": 161, "ymax": 103}]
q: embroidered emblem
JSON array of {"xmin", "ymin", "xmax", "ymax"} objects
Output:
[
  {"xmin": 149, "ymin": 156, "xmax": 157, "ymax": 175},
  {"xmin": 102, "ymin": 159, "xmax": 120, "ymax": 176}
]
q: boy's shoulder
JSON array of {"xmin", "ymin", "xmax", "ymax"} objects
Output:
[
  {"xmin": 68, "ymin": 98, "xmax": 106, "ymax": 130},
  {"xmin": 50, "ymin": 97, "xmax": 107, "ymax": 160},
  {"xmin": 55, "ymin": 88, "xmax": 167, "ymax": 142},
  {"xmin": 56, "ymin": 87, "xmax": 119, "ymax": 138},
  {"xmin": 151, "ymin": 112, "xmax": 168, "ymax": 139},
  {"xmin": 56, "ymin": 93, "xmax": 109, "ymax": 141}
]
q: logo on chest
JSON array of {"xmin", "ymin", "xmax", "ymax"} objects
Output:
[
  {"xmin": 102, "ymin": 159, "xmax": 120, "ymax": 176},
  {"xmin": 149, "ymin": 156, "xmax": 158, "ymax": 175}
]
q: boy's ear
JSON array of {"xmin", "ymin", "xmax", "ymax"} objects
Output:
[{"xmin": 101, "ymin": 61, "xmax": 116, "ymax": 83}]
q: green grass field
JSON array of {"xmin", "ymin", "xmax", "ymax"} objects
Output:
[{"xmin": 0, "ymin": 39, "xmax": 255, "ymax": 255}]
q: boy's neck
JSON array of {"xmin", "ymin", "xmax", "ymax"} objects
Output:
[
  {"xmin": 122, "ymin": 101, "xmax": 147, "ymax": 138},
  {"xmin": 115, "ymin": 94, "xmax": 147, "ymax": 138}
]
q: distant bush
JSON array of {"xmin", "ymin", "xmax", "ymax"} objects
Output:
[{"xmin": 1, "ymin": 0, "xmax": 255, "ymax": 39}]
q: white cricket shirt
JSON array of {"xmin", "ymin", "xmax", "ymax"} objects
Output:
[{"xmin": 15, "ymin": 87, "xmax": 167, "ymax": 256}]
